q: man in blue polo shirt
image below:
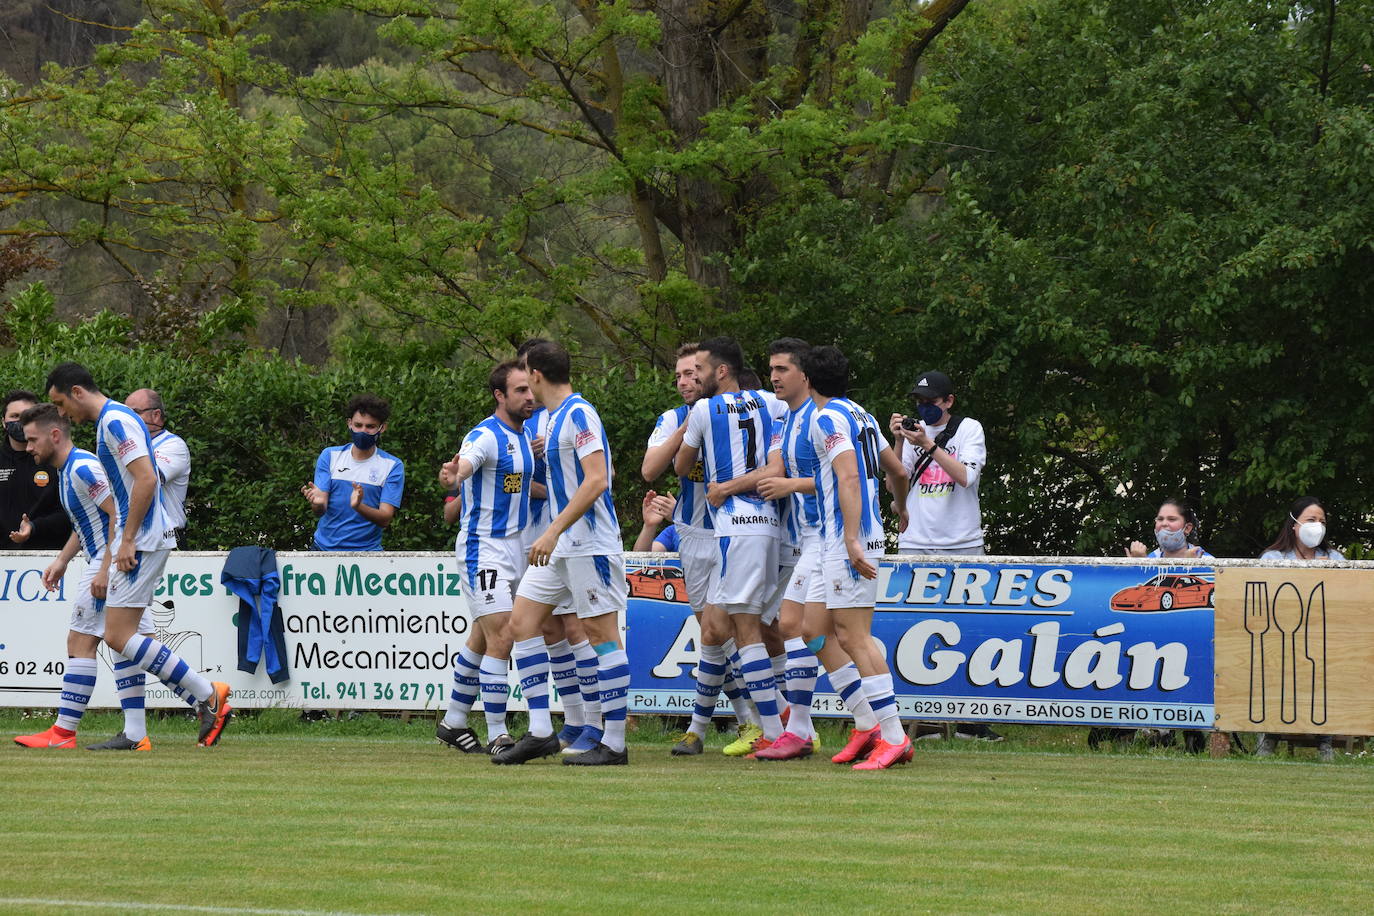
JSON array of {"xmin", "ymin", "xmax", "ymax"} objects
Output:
[{"xmin": 302, "ymin": 393, "xmax": 405, "ymax": 551}]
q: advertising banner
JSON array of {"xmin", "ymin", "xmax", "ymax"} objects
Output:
[
  {"xmin": 1213, "ymin": 566, "xmax": 1374, "ymax": 735},
  {"xmin": 1, "ymin": 552, "xmax": 1216, "ymax": 726}
]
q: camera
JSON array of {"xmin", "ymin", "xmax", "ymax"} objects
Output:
[{"xmin": 901, "ymin": 416, "xmax": 920, "ymax": 431}]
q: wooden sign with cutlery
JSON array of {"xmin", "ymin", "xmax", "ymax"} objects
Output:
[{"xmin": 1214, "ymin": 568, "xmax": 1374, "ymax": 734}]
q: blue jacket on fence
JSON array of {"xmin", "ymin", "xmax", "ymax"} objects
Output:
[{"xmin": 222, "ymin": 546, "xmax": 289, "ymax": 684}]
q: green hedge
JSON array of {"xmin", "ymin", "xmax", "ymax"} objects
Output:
[{"xmin": 2, "ymin": 347, "xmax": 675, "ymax": 551}]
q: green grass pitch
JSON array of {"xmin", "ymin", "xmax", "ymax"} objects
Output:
[{"xmin": 1, "ymin": 712, "xmax": 1370, "ymax": 915}]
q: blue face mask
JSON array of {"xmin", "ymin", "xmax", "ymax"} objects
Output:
[
  {"xmin": 351, "ymin": 429, "xmax": 380, "ymax": 451},
  {"xmin": 915, "ymin": 401, "xmax": 945, "ymax": 425}
]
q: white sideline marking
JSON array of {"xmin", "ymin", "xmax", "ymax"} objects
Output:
[{"xmin": 0, "ymin": 899, "xmax": 411, "ymax": 916}]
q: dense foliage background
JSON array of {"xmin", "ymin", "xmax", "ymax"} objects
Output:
[{"xmin": 3, "ymin": 0, "xmax": 1372, "ymax": 555}]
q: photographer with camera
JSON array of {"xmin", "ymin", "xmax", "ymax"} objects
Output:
[{"xmin": 890, "ymin": 370, "xmax": 997, "ymax": 741}]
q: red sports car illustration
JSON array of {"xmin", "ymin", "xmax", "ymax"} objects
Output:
[
  {"xmin": 1110, "ymin": 573, "xmax": 1215, "ymax": 612},
  {"xmin": 625, "ymin": 566, "xmax": 689, "ymax": 604}
]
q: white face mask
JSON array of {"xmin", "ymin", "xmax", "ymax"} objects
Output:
[
  {"xmin": 1297, "ymin": 522, "xmax": 1326, "ymax": 549},
  {"xmin": 1155, "ymin": 526, "xmax": 1189, "ymax": 553}
]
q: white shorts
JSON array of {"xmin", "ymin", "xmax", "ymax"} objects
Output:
[
  {"xmin": 761, "ymin": 542, "xmax": 801, "ymax": 626},
  {"xmin": 822, "ymin": 553, "xmax": 880, "ymax": 610},
  {"xmin": 783, "ymin": 530, "xmax": 823, "ymax": 606},
  {"xmin": 107, "ymin": 548, "xmax": 171, "ymax": 609},
  {"xmin": 70, "ymin": 562, "xmax": 153, "ymax": 637},
  {"xmin": 516, "ymin": 554, "xmax": 628, "ymax": 620},
  {"xmin": 458, "ymin": 533, "xmax": 526, "ymax": 619},
  {"xmin": 708, "ymin": 535, "xmax": 779, "ymax": 616},
  {"xmin": 678, "ymin": 528, "xmax": 717, "ymax": 614}
]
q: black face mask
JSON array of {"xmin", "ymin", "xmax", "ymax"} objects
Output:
[{"xmin": 4, "ymin": 420, "xmax": 24, "ymax": 443}]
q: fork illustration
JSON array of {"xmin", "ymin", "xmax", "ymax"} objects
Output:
[{"xmin": 1243, "ymin": 581, "xmax": 1270, "ymax": 723}]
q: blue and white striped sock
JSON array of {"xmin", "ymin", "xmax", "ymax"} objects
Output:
[
  {"xmin": 862, "ymin": 672, "xmax": 904, "ymax": 744},
  {"xmin": 120, "ymin": 635, "xmax": 212, "ymax": 703},
  {"xmin": 55, "ymin": 657, "xmax": 98, "ymax": 732},
  {"xmin": 113, "ymin": 656, "xmax": 148, "ymax": 741},
  {"xmin": 442, "ymin": 644, "xmax": 482, "ymax": 729},
  {"xmin": 479, "ymin": 654, "xmax": 509, "ymax": 738},
  {"xmin": 512, "ymin": 636, "xmax": 553, "ymax": 737},
  {"xmin": 573, "ymin": 640, "xmax": 602, "ymax": 731},
  {"xmin": 770, "ymin": 651, "xmax": 787, "ymax": 682},
  {"xmin": 783, "ymin": 637, "xmax": 818, "ymax": 739},
  {"xmin": 596, "ymin": 645, "xmax": 630, "ymax": 752},
  {"xmin": 738, "ymin": 642, "xmax": 782, "ymax": 740},
  {"xmin": 547, "ymin": 639, "xmax": 583, "ymax": 728},
  {"xmin": 827, "ymin": 662, "xmax": 878, "ymax": 731},
  {"xmin": 688, "ymin": 643, "xmax": 727, "ymax": 739},
  {"xmin": 723, "ymin": 638, "xmax": 759, "ymax": 726}
]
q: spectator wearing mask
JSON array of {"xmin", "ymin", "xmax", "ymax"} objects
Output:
[
  {"xmin": 2, "ymin": 389, "xmax": 71, "ymax": 549},
  {"xmin": 1126, "ymin": 499, "xmax": 1213, "ymax": 560}
]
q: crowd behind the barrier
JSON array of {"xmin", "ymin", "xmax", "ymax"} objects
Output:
[{"xmin": 2, "ymin": 340, "xmax": 1346, "ymax": 763}]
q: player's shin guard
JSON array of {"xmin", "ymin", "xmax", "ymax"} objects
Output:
[
  {"xmin": 689, "ymin": 644, "xmax": 728, "ymax": 738},
  {"xmin": 113, "ymin": 657, "xmax": 148, "ymax": 741},
  {"xmin": 512, "ymin": 636, "xmax": 553, "ymax": 736},
  {"xmin": 119, "ymin": 635, "xmax": 212, "ymax": 703},
  {"xmin": 479, "ymin": 655, "xmax": 510, "ymax": 737},
  {"xmin": 442, "ymin": 645, "xmax": 482, "ymax": 729},
  {"xmin": 738, "ymin": 643, "xmax": 783, "ymax": 740},
  {"xmin": 862, "ymin": 672, "xmax": 905, "ymax": 744},
  {"xmin": 783, "ymin": 638, "xmax": 819, "ymax": 739},
  {"xmin": 573, "ymin": 640, "xmax": 603, "ymax": 730},
  {"xmin": 827, "ymin": 661, "xmax": 878, "ymax": 731},
  {"xmin": 547, "ymin": 640, "xmax": 583, "ymax": 728},
  {"xmin": 595, "ymin": 645, "xmax": 630, "ymax": 752},
  {"xmin": 56, "ymin": 657, "xmax": 98, "ymax": 733}
]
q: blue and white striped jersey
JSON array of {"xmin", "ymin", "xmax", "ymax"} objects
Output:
[
  {"xmin": 772, "ymin": 398, "xmax": 821, "ymax": 548},
  {"xmin": 545, "ymin": 394, "xmax": 621, "ymax": 557},
  {"xmin": 647, "ymin": 404, "xmax": 710, "ymax": 533},
  {"xmin": 526, "ymin": 406, "xmax": 549, "ymax": 534},
  {"xmin": 457, "ymin": 415, "xmax": 534, "ymax": 540},
  {"xmin": 96, "ymin": 401, "xmax": 176, "ymax": 551},
  {"xmin": 809, "ymin": 397, "xmax": 890, "ymax": 557},
  {"xmin": 59, "ymin": 447, "xmax": 111, "ymax": 560},
  {"xmin": 683, "ymin": 389, "xmax": 785, "ymax": 537}
]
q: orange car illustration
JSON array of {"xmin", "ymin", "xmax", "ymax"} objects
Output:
[
  {"xmin": 1110, "ymin": 573, "xmax": 1214, "ymax": 612},
  {"xmin": 625, "ymin": 566, "xmax": 689, "ymax": 604}
]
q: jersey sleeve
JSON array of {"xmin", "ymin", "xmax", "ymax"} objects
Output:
[
  {"xmin": 154, "ymin": 435, "xmax": 191, "ymax": 485},
  {"xmin": 104, "ymin": 415, "xmax": 150, "ymax": 469},
  {"xmin": 458, "ymin": 428, "xmax": 496, "ymax": 472},
  {"xmin": 313, "ymin": 448, "xmax": 332, "ymax": 490},
  {"xmin": 75, "ymin": 462, "xmax": 110, "ymax": 506},
  {"xmin": 381, "ymin": 458, "xmax": 405, "ymax": 508},
  {"xmin": 654, "ymin": 524, "xmax": 679, "ymax": 552},
  {"xmin": 646, "ymin": 408, "xmax": 681, "ymax": 448},
  {"xmin": 813, "ymin": 408, "xmax": 854, "ymax": 459},
  {"xmin": 566, "ymin": 406, "xmax": 607, "ymax": 461},
  {"xmin": 682, "ymin": 400, "xmax": 708, "ymax": 449}
]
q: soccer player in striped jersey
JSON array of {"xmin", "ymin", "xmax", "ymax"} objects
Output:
[
  {"xmin": 675, "ymin": 336, "xmax": 788, "ymax": 757},
  {"xmin": 13, "ymin": 404, "xmax": 155, "ymax": 749},
  {"xmin": 641, "ymin": 343, "xmax": 759, "ymax": 756},
  {"xmin": 435, "ymin": 361, "xmax": 537, "ymax": 755},
  {"xmin": 45, "ymin": 363, "xmax": 232, "ymax": 748},
  {"xmin": 494, "ymin": 341, "xmax": 631, "ymax": 767},
  {"xmin": 800, "ymin": 346, "xmax": 914, "ymax": 769},
  {"xmin": 515, "ymin": 337, "xmax": 601, "ymax": 756}
]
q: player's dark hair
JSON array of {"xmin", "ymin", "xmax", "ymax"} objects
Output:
[
  {"xmin": 768, "ymin": 337, "xmax": 810, "ymax": 359},
  {"xmin": 18, "ymin": 402, "xmax": 68, "ymax": 435},
  {"xmin": 345, "ymin": 392, "xmax": 391, "ymax": 424},
  {"xmin": 517, "ymin": 337, "xmax": 553, "ymax": 358},
  {"xmin": 738, "ymin": 368, "xmax": 762, "ymax": 390},
  {"xmin": 800, "ymin": 346, "xmax": 849, "ymax": 397},
  {"xmin": 698, "ymin": 336, "xmax": 743, "ymax": 379},
  {"xmin": 522, "ymin": 341, "xmax": 571, "ymax": 385},
  {"xmin": 1159, "ymin": 498, "xmax": 1201, "ymax": 540},
  {"xmin": 45, "ymin": 362, "xmax": 99, "ymax": 396},
  {"xmin": 674, "ymin": 342, "xmax": 700, "ymax": 360},
  {"xmin": 1265, "ymin": 495, "xmax": 1331, "ymax": 555},
  {"xmin": 489, "ymin": 360, "xmax": 521, "ymax": 399},
  {"xmin": 2, "ymin": 389, "xmax": 39, "ymax": 414}
]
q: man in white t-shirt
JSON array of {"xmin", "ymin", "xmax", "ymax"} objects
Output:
[
  {"xmin": 889, "ymin": 370, "xmax": 986, "ymax": 555},
  {"xmin": 125, "ymin": 389, "xmax": 190, "ymax": 538},
  {"xmin": 889, "ymin": 370, "xmax": 999, "ymax": 741}
]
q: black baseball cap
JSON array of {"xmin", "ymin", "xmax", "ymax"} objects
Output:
[{"xmin": 908, "ymin": 370, "xmax": 953, "ymax": 399}]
